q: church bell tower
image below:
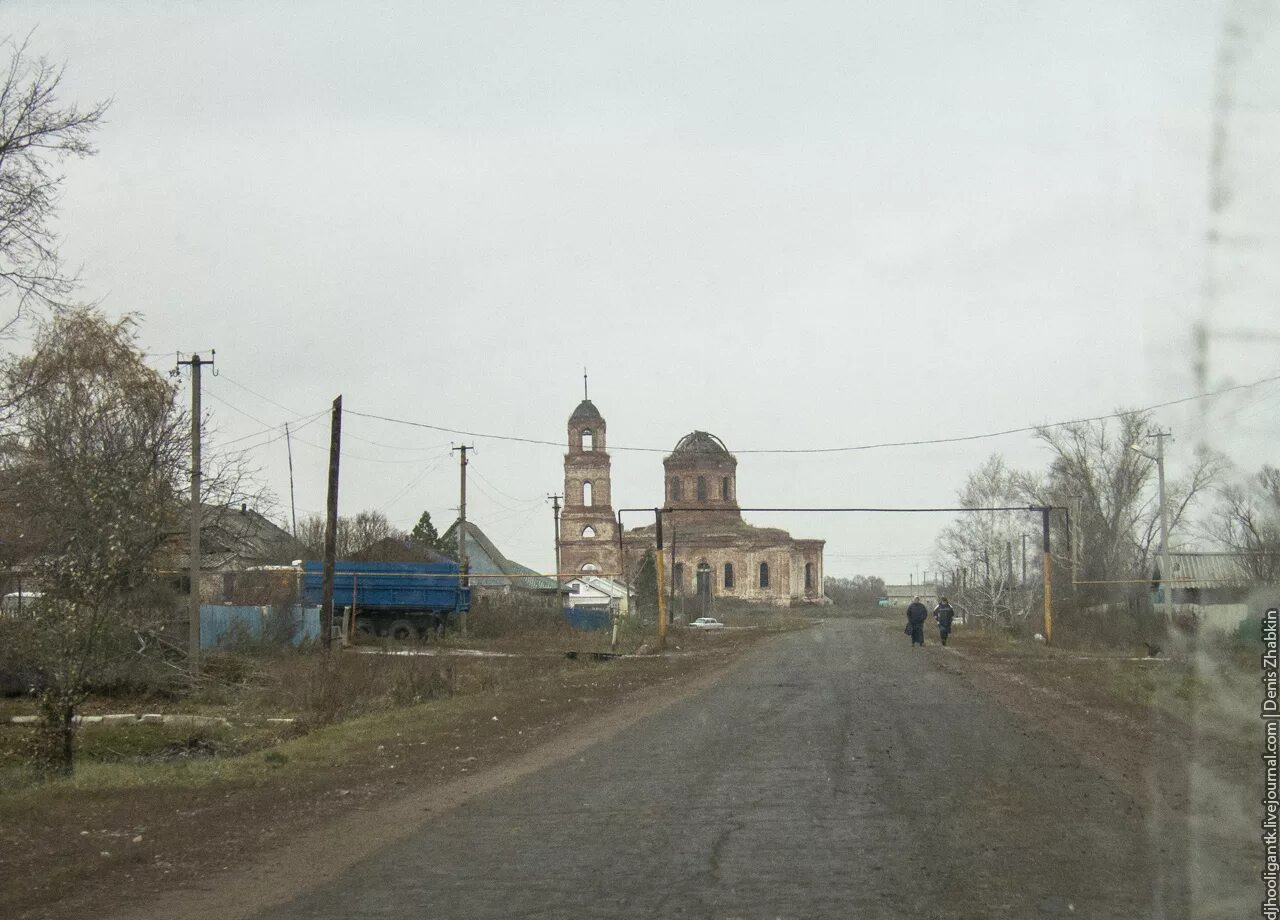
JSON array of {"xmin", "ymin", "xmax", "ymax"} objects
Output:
[{"xmin": 558, "ymin": 385, "xmax": 619, "ymax": 577}]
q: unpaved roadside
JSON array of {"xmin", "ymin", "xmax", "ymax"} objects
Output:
[
  {"xmin": 920, "ymin": 622, "xmax": 1260, "ymax": 916},
  {"xmin": 1, "ymin": 629, "xmax": 782, "ymax": 920}
]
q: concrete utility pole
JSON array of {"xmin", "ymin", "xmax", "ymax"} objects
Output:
[
  {"xmin": 1131, "ymin": 432, "xmax": 1174, "ymax": 620},
  {"xmin": 321, "ymin": 396, "xmax": 342, "ymax": 651},
  {"xmin": 176, "ymin": 352, "xmax": 214, "ymax": 675},
  {"xmin": 285, "ymin": 422, "xmax": 298, "ymax": 539},
  {"xmin": 454, "ymin": 445, "xmax": 474, "ymax": 635},
  {"xmin": 1151, "ymin": 431, "xmax": 1173, "ymax": 621},
  {"xmin": 548, "ymin": 493, "xmax": 564, "ymax": 611}
]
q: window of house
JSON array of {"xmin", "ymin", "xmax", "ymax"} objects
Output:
[
  {"xmin": 670, "ymin": 477, "xmax": 682, "ymax": 501},
  {"xmin": 721, "ymin": 476, "xmax": 730, "ymax": 500},
  {"xmin": 582, "ymin": 428, "xmax": 593, "ymax": 451},
  {"xmin": 582, "ymin": 481, "xmax": 593, "ymax": 506},
  {"xmin": 696, "ymin": 476, "xmax": 707, "ymax": 501},
  {"xmin": 759, "ymin": 561, "xmax": 770, "ymax": 589},
  {"xmin": 724, "ymin": 562, "xmax": 735, "ymax": 589},
  {"xmin": 582, "ymin": 526, "xmax": 596, "ymax": 538}
]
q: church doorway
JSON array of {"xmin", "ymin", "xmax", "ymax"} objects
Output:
[{"xmin": 695, "ymin": 562, "xmax": 713, "ymax": 616}]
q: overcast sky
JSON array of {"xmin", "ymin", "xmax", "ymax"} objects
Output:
[{"xmin": 6, "ymin": 0, "xmax": 1277, "ymax": 581}]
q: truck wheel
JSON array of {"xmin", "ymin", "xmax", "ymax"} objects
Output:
[
  {"xmin": 354, "ymin": 618, "xmax": 377, "ymax": 639},
  {"xmin": 388, "ymin": 619, "xmax": 418, "ymax": 642}
]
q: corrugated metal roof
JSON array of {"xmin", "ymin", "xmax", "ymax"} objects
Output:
[{"xmin": 1153, "ymin": 552, "xmax": 1250, "ymax": 588}]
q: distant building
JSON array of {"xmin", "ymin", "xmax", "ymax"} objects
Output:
[
  {"xmin": 881, "ymin": 584, "xmax": 938, "ymax": 608},
  {"xmin": 1151, "ymin": 552, "xmax": 1254, "ymax": 605},
  {"xmin": 563, "ymin": 575, "xmax": 629, "ymax": 614},
  {"xmin": 441, "ymin": 520, "xmax": 557, "ymax": 597},
  {"xmin": 167, "ymin": 504, "xmax": 306, "ymax": 602},
  {"xmin": 557, "ymin": 397, "xmax": 826, "ymax": 607}
]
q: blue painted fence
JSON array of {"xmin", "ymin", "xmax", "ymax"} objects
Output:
[
  {"xmin": 562, "ymin": 607, "xmax": 611, "ymax": 631},
  {"xmin": 200, "ymin": 605, "xmax": 322, "ymax": 649}
]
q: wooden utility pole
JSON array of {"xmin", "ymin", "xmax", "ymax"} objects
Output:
[
  {"xmin": 321, "ymin": 396, "xmax": 342, "ymax": 651},
  {"xmin": 454, "ymin": 445, "xmax": 473, "ymax": 636},
  {"xmin": 176, "ymin": 352, "xmax": 214, "ymax": 675},
  {"xmin": 548, "ymin": 493, "xmax": 564, "ymax": 611},
  {"xmin": 654, "ymin": 509, "xmax": 668, "ymax": 648}
]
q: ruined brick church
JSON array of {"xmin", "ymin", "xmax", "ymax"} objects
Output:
[{"xmin": 557, "ymin": 398, "xmax": 825, "ymax": 606}]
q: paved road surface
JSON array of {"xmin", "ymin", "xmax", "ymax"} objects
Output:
[{"xmin": 261, "ymin": 619, "xmax": 1217, "ymax": 919}]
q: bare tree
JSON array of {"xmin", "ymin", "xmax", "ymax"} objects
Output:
[
  {"xmin": 0, "ymin": 309, "xmax": 185, "ymax": 772},
  {"xmin": 0, "ymin": 34, "xmax": 109, "ymax": 326},
  {"xmin": 1210, "ymin": 465, "xmax": 1280, "ymax": 582},
  {"xmin": 295, "ymin": 509, "xmax": 405, "ymax": 560},
  {"xmin": 934, "ymin": 454, "xmax": 1027, "ymax": 624},
  {"xmin": 1018, "ymin": 412, "xmax": 1223, "ymax": 601}
]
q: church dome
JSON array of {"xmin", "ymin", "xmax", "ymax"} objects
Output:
[
  {"xmin": 569, "ymin": 399, "xmax": 604, "ymax": 423},
  {"xmin": 670, "ymin": 430, "xmax": 731, "ymax": 458}
]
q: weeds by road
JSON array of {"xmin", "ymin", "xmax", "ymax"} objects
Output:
[{"xmin": 0, "ymin": 611, "xmax": 803, "ymax": 920}]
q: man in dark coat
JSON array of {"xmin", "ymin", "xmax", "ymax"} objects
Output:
[
  {"xmin": 905, "ymin": 596, "xmax": 928, "ymax": 647},
  {"xmin": 933, "ymin": 597, "xmax": 956, "ymax": 646}
]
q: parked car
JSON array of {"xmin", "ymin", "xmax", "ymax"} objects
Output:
[{"xmin": 690, "ymin": 617, "xmax": 724, "ymax": 629}]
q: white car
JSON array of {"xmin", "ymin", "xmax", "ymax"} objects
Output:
[{"xmin": 690, "ymin": 617, "xmax": 724, "ymax": 629}]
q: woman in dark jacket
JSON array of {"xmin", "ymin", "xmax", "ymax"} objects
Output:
[{"xmin": 905, "ymin": 597, "xmax": 928, "ymax": 647}]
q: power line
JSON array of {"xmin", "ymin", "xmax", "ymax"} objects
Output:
[{"xmin": 346, "ymin": 370, "xmax": 1280, "ymax": 456}]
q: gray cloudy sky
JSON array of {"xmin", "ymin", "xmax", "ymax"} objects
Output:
[{"xmin": 7, "ymin": 0, "xmax": 1278, "ymax": 581}]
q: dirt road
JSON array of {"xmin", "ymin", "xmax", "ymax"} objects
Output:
[{"xmin": 238, "ymin": 618, "xmax": 1247, "ymax": 919}]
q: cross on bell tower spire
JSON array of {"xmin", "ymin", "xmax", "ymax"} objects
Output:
[{"xmin": 583, "ymin": 367, "xmax": 588, "ymax": 400}]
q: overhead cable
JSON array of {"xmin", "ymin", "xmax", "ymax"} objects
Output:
[{"xmin": 346, "ymin": 371, "xmax": 1280, "ymax": 455}]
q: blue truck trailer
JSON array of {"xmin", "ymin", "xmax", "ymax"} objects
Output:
[{"xmin": 298, "ymin": 560, "xmax": 470, "ymax": 640}]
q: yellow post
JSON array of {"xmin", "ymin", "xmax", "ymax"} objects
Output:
[
  {"xmin": 654, "ymin": 509, "xmax": 667, "ymax": 649},
  {"xmin": 1039, "ymin": 506, "xmax": 1053, "ymax": 644}
]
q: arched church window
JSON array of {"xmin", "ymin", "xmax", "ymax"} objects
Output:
[
  {"xmin": 582, "ymin": 526, "xmax": 596, "ymax": 538},
  {"xmin": 581, "ymin": 562, "xmax": 600, "ymax": 572},
  {"xmin": 582, "ymin": 481, "xmax": 593, "ymax": 506},
  {"xmin": 721, "ymin": 476, "xmax": 730, "ymax": 500},
  {"xmin": 805, "ymin": 562, "xmax": 814, "ymax": 591},
  {"xmin": 759, "ymin": 561, "xmax": 770, "ymax": 589},
  {"xmin": 723, "ymin": 563, "xmax": 735, "ymax": 589},
  {"xmin": 696, "ymin": 562, "xmax": 712, "ymax": 597},
  {"xmin": 673, "ymin": 562, "xmax": 685, "ymax": 593},
  {"xmin": 670, "ymin": 478, "xmax": 682, "ymax": 501},
  {"xmin": 696, "ymin": 476, "xmax": 707, "ymax": 502},
  {"xmin": 582, "ymin": 428, "xmax": 594, "ymax": 451}
]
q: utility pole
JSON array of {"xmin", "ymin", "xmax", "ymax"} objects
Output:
[
  {"xmin": 285, "ymin": 422, "xmax": 298, "ymax": 539},
  {"xmin": 1038, "ymin": 505, "xmax": 1053, "ymax": 643},
  {"xmin": 1150, "ymin": 430, "xmax": 1174, "ymax": 621},
  {"xmin": 548, "ymin": 493, "xmax": 564, "ymax": 612},
  {"xmin": 454, "ymin": 445, "xmax": 474, "ymax": 636},
  {"xmin": 176, "ymin": 352, "xmax": 215, "ymax": 675},
  {"xmin": 654, "ymin": 509, "xmax": 668, "ymax": 648},
  {"xmin": 321, "ymin": 396, "xmax": 342, "ymax": 651},
  {"xmin": 1021, "ymin": 534, "xmax": 1027, "ymax": 585}
]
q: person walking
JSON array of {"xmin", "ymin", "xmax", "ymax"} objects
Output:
[
  {"xmin": 933, "ymin": 597, "xmax": 956, "ymax": 646},
  {"xmin": 905, "ymin": 596, "xmax": 928, "ymax": 647}
]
